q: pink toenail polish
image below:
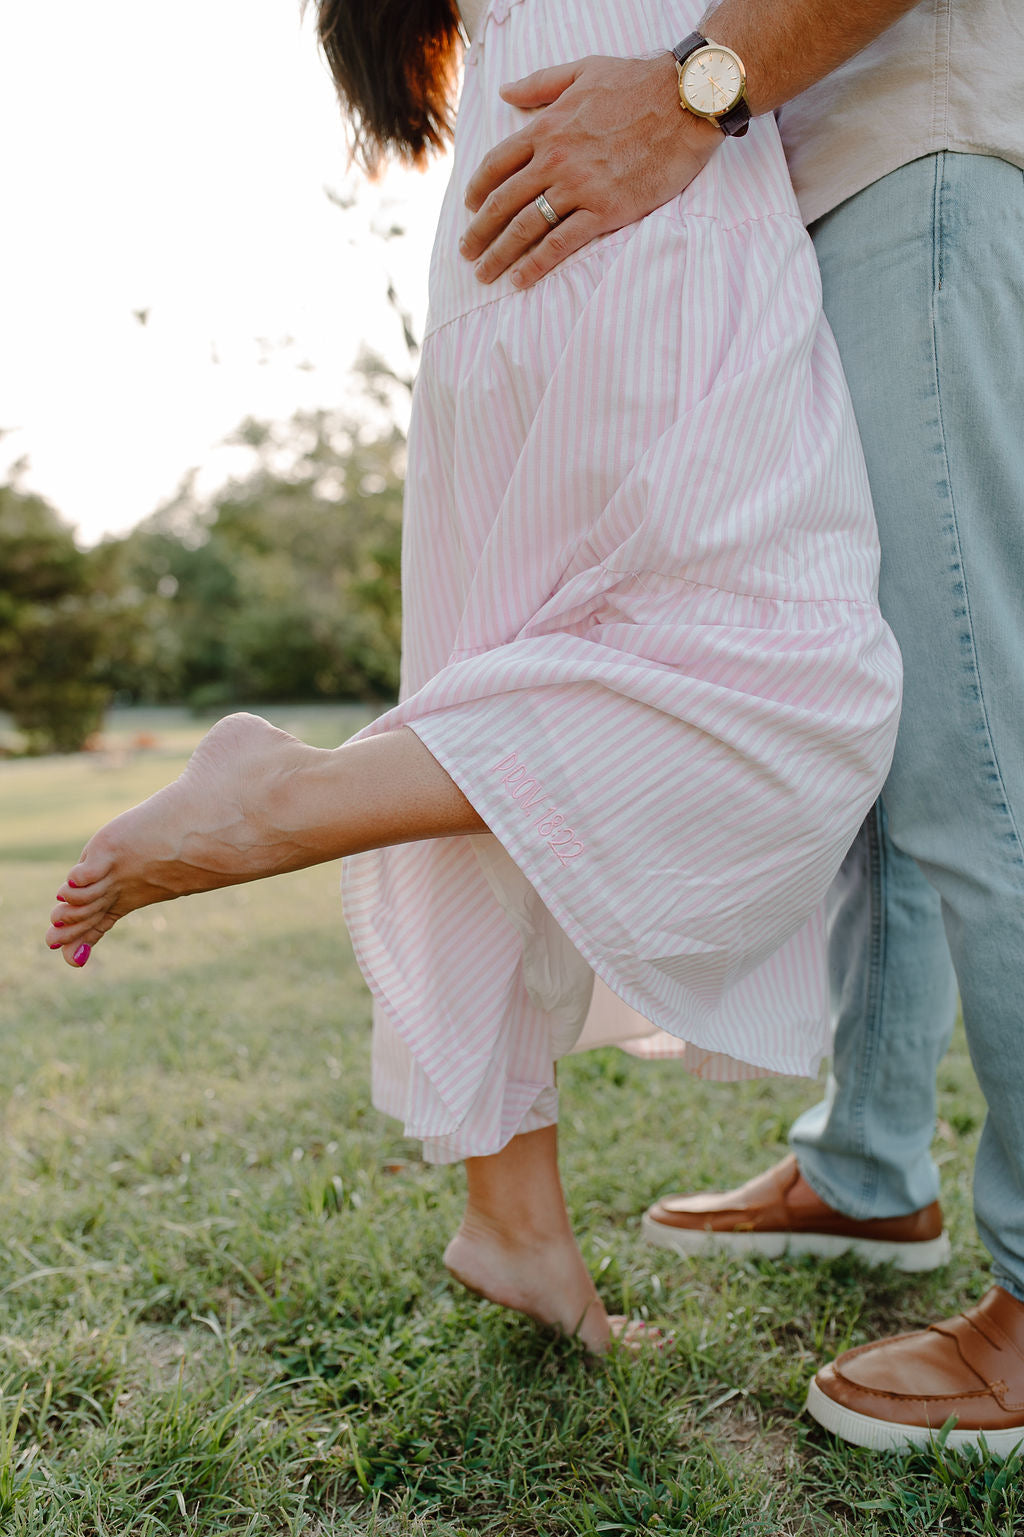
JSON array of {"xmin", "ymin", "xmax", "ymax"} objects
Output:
[
  {"xmin": 52, "ymin": 921, "xmax": 65, "ymax": 929},
  {"xmin": 48, "ymin": 941, "xmax": 63, "ymax": 950},
  {"xmin": 72, "ymin": 943, "xmax": 91, "ymax": 966},
  {"xmin": 68, "ymin": 880, "xmax": 79, "ymax": 888},
  {"xmin": 56, "ymin": 893, "xmax": 67, "ymax": 902}
]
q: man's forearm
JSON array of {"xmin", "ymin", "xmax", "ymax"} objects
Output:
[{"xmin": 701, "ymin": 0, "xmax": 923, "ymax": 116}]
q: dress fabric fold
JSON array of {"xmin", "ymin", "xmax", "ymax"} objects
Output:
[{"xmin": 342, "ymin": 0, "xmax": 903, "ymax": 1162}]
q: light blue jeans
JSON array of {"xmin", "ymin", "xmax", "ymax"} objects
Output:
[{"xmin": 791, "ymin": 152, "xmax": 1024, "ymax": 1302}]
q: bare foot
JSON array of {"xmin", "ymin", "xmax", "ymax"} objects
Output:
[
  {"xmin": 45, "ymin": 713, "xmax": 334, "ymax": 967},
  {"xmin": 444, "ymin": 1214, "xmax": 612, "ymax": 1353},
  {"xmin": 607, "ymin": 1316, "xmax": 673, "ymax": 1351}
]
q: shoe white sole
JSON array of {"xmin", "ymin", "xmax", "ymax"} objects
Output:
[
  {"xmin": 805, "ymin": 1377, "xmax": 1024, "ymax": 1455},
  {"xmin": 640, "ymin": 1211, "xmax": 951, "ymax": 1273}
]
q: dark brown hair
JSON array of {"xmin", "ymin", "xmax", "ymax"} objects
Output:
[{"xmin": 313, "ymin": 0, "xmax": 463, "ymax": 171}]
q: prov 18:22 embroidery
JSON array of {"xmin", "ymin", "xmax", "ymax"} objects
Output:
[{"xmin": 492, "ymin": 753, "xmax": 585, "ymax": 866}]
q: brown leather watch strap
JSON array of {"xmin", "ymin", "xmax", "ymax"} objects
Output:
[
  {"xmin": 718, "ymin": 101, "xmax": 751, "ymax": 137},
  {"xmin": 671, "ymin": 31, "xmax": 707, "ymax": 64}
]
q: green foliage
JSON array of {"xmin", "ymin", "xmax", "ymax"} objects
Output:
[
  {"xmin": 0, "ymin": 483, "xmax": 127, "ymax": 753},
  {"xmin": 109, "ymin": 402, "xmax": 405, "ymax": 710},
  {"xmin": 1, "ymin": 366, "xmax": 407, "ymax": 750}
]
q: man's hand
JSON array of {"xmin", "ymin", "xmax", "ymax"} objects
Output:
[
  {"xmin": 460, "ymin": 53, "xmax": 722, "ymax": 289},
  {"xmin": 460, "ymin": 0, "xmax": 923, "ymax": 288}
]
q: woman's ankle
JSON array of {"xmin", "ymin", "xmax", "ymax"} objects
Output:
[
  {"xmin": 443, "ymin": 1219, "xmax": 608, "ymax": 1348},
  {"xmin": 456, "ymin": 1199, "xmax": 573, "ymax": 1255}
]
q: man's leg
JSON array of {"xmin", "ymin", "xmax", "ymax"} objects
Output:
[
  {"xmin": 812, "ymin": 151, "xmax": 1024, "ymax": 1302},
  {"xmin": 791, "ymin": 802, "xmax": 956, "ymax": 1222},
  {"xmin": 644, "ymin": 150, "xmax": 969, "ymax": 1269},
  {"xmin": 804, "ymin": 151, "xmax": 1024, "ymax": 1449},
  {"xmin": 647, "ymin": 149, "xmax": 1024, "ymax": 1447}
]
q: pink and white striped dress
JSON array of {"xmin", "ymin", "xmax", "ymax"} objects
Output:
[{"xmin": 342, "ymin": 0, "xmax": 902, "ymax": 1163}]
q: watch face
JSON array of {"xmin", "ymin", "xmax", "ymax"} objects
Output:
[{"xmin": 682, "ymin": 46, "xmax": 744, "ymax": 116}]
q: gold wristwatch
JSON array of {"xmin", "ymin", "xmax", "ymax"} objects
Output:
[{"xmin": 672, "ymin": 31, "xmax": 750, "ymax": 137}]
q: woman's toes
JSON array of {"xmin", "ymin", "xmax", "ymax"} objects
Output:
[
  {"xmin": 48, "ymin": 898, "xmax": 105, "ymax": 939},
  {"xmin": 56, "ymin": 886, "xmax": 108, "ymax": 917},
  {"xmin": 608, "ymin": 1316, "xmax": 673, "ymax": 1352},
  {"xmin": 47, "ymin": 921, "xmax": 86, "ymax": 950},
  {"xmin": 56, "ymin": 940, "xmax": 92, "ymax": 968},
  {"xmin": 57, "ymin": 843, "xmax": 117, "ymax": 896},
  {"xmin": 57, "ymin": 874, "xmax": 111, "ymax": 907},
  {"xmin": 50, "ymin": 906, "xmax": 119, "ymax": 957}
]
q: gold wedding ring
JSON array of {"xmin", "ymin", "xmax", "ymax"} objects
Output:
[{"xmin": 534, "ymin": 192, "xmax": 561, "ymax": 226}]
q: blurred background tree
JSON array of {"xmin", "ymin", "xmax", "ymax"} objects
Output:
[
  {"xmin": 0, "ymin": 469, "xmax": 139, "ymax": 753},
  {"xmin": 108, "ymin": 396, "xmax": 405, "ymax": 711},
  {"xmin": 0, "ymin": 360, "xmax": 407, "ymax": 752}
]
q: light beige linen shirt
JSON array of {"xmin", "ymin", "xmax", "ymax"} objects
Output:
[{"xmin": 776, "ymin": 0, "xmax": 1024, "ymax": 224}]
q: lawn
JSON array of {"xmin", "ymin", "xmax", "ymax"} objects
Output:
[{"xmin": 0, "ymin": 707, "xmax": 1018, "ymax": 1535}]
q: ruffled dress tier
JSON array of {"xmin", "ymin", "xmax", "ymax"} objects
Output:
[{"xmin": 342, "ymin": 0, "xmax": 902, "ymax": 1162}]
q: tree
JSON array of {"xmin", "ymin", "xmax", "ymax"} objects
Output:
[
  {"xmin": 0, "ymin": 479, "xmax": 130, "ymax": 753},
  {"xmin": 0, "ymin": 359, "xmax": 410, "ymax": 741},
  {"xmin": 111, "ymin": 392, "xmax": 406, "ymax": 708}
]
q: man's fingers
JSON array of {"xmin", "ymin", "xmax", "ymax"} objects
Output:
[
  {"xmin": 508, "ymin": 212, "xmax": 598, "ymax": 291},
  {"xmin": 464, "ymin": 57, "xmax": 592, "ymax": 229},
  {"xmin": 462, "ymin": 163, "xmax": 554, "ymax": 263},
  {"xmin": 463, "ymin": 130, "xmax": 534, "ymax": 216},
  {"xmin": 498, "ymin": 61, "xmax": 583, "ymax": 110},
  {"xmin": 459, "ymin": 53, "xmax": 717, "ymax": 284},
  {"xmin": 469, "ymin": 190, "xmax": 575, "ymax": 284}
]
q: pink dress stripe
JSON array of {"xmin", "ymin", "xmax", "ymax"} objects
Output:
[{"xmin": 343, "ymin": 0, "xmax": 902, "ymax": 1162}]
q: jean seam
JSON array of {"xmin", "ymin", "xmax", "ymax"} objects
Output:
[
  {"xmin": 853, "ymin": 806, "xmax": 885, "ymax": 1213},
  {"xmin": 932, "ymin": 151, "xmax": 944, "ymax": 293},
  {"xmin": 930, "ymin": 156, "xmax": 1024, "ymax": 869},
  {"xmin": 795, "ymin": 810, "xmax": 886, "ymax": 1219}
]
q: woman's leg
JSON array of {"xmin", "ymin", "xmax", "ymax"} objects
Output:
[
  {"xmin": 46, "ymin": 711, "xmax": 485, "ymax": 965},
  {"xmin": 445, "ymin": 1124, "xmax": 610, "ymax": 1351},
  {"xmin": 46, "ymin": 713, "xmax": 623, "ymax": 1345}
]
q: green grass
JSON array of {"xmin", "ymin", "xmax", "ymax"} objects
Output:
[{"xmin": 0, "ymin": 707, "xmax": 1017, "ymax": 1534}]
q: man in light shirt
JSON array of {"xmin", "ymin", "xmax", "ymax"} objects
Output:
[{"xmin": 459, "ymin": 0, "xmax": 1024, "ymax": 1453}]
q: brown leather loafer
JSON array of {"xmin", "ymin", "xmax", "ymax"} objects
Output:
[
  {"xmin": 642, "ymin": 1155, "xmax": 950, "ymax": 1271},
  {"xmin": 806, "ymin": 1286, "xmax": 1024, "ymax": 1453}
]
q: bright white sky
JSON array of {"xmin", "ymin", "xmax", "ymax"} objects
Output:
[{"xmin": 0, "ymin": 2, "xmax": 452, "ymax": 547}]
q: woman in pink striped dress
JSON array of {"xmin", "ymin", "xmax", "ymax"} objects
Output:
[{"xmin": 47, "ymin": 0, "xmax": 900, "ymax": 1350}]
